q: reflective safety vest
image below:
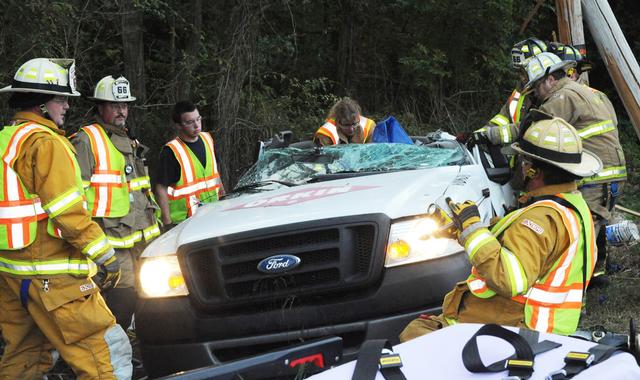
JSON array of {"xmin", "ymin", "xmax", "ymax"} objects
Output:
[
  {"xmin": 79, "ymin": 124, "xmax": 160, "ymax": 248},
  {"xmin": 314, "ymin": 117, "xmax": 375, "ymax": 145},
  {"xmin": 487, "ymin": 90, "xmax": 527, "ymax": 145},
  {"xmin": 576, "ymin": 119, "xmax": 627, "ymax": 184},
  {"xmin": 167, "ymin": 133, "xmax": 221, "ymax": 223},
  {"xmin": 80, "ymin": 124, "xmax": 130, "ymax": 218},
  {"xmin": 489, "ymin": 90, "xmax": 527, "ymax": 125},
  {"xmin": 0, "ymin": 123, "xmax": 85, "ymax": 249},
  {"xmin": 465, "ymin": 193, "xmax": 595, "ymax": 335}
]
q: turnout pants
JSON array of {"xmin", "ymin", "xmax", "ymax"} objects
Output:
[{"xmin": 0, "ymin": 274, "xmax": 132, "ymax": 380}]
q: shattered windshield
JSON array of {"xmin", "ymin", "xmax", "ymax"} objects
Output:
[{"xmin": 235, "ymin": 141, "xmax": 470, "ymax": 190}]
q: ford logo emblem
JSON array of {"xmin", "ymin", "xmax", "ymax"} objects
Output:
[{"xmin": 257, "ymin": 255, "xmax": 301, "ymax": 274}]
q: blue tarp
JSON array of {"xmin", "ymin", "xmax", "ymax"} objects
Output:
[{"xmin": 372, "ymin": 116, "xmax": 413, "ymax": 144}]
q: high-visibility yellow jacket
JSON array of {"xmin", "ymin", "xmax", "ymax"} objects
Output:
[
  {"xmin": 313, "ymin": 117, "xmax": 376, "ymax": 146},
  {"xmin": 0, "ymin": 112, "xmax": 113, "ymax": 278},
  {"xmin": 166, "ymin": 132, "xmax": 222, "ymax": 223},
  {"xmin": 441, "ymin": 183, "xmax": 596, "ymax": 336},
  {"xmin": 72, "ymin": 120, "xmax": 160, "ymax": 249}
]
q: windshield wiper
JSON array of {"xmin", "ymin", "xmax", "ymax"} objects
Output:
[
  {"xmin": 231, "ymin": 179, "xmax": 297, "ymax": 194},
  {"xmin": 307, "ymin": 169, "xmax": 400, "ymax": 183}
]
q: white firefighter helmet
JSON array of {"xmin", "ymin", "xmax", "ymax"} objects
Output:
[
  {"xmin": 511, "ymin": 117, "xmax": 601, "ymax": 177},
  {"xmin": 524, "ymin": 52, "xmax": 576, "ymax": 90},
  {"xmin": 0, "ymin": 58, "xmax": 80, "ymax": 96},
  {"xmin": 88, "ymin": 75, "xmax": 136, "ymax": 102}
]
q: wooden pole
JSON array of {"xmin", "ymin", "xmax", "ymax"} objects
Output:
[
  {"xmin": 555, "ymin": 0, "xmax": 589, "ymax": 84},
  {"xmin": 582, "ymin": 0, "xmax": 640, "ymax": 140},
  {"xmin": 616, "ymin": 204, "xmax": 640, "ymax": 218}
]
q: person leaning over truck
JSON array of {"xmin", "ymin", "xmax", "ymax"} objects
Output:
[
  {"xmin": 399, "ymin": 117, "xmax": 601, "ymax": 342},
  {"xmin": 313, "ymin": 97, "xmax": 376, "ymax": 146},
  {"xmin": 523, "ymin": 52, "xmax": 626, "ymax": 281},
  {"xmin": 71, "ymin": 75, "xmax": 160, "ymax": 331},
  {"xmin": 0, "ymin": 58, "xmax": 131, "ymax": 379},
  {"xmin": 154, "ymin": 100, "xmax": 224, "ymax": 228},
  {"xmin": 473, "ymin": 37, "xmax": 548, "ymax": 191},
  {"xmin": 475, "ymin": 37, "xmax": 548, "ymax": 144}
]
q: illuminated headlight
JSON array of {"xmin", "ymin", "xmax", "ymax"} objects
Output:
[
  {"xmin": 385, "ymin": 216, "xmax": 464, "ymax": 268},
  {"xmin": 139, "ymin": 255, "xmax": 188, "ymax": 298}
]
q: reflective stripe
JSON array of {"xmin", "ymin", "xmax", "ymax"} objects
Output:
[
  {"xmin": 3, "ymin": 123, "xmax": 43, "ymax": 167},
  {"xmin": 82, "ymin": 235, "xmax": 112, "ymax": 261},
  {"xmin": 315, "ymin": 122, "xmax": 339, "ymax": 144},
  {"xmin": 508, "ymin": 90, "xmax": 521, "ymax": 123},
  {"xmin": 167, "ymin": 176, "xmax": 222, "ymax": 198},
  {"xmin": 499, "ymin": 124, "xmax": 512, "ymax": 144},
  {"xmin": 577, "ymin": 120, "xmax": 615, "ymax": 139},
  {"xmin": 108, "ymin": 231, "xmax": 143, "ymax": 248},
  {"xmin": 465, "ymin": 229, "xmax": 494, "ymax": 259},
  {"xmin": 580, "ymin": 166, "xmax": 627, "ymax": 183},
  {"xmin": 90, "ymin": 173, "xmax": 124, "ymax": 184},
  {"xmin": 0, "ymin": 200, "xmax": 45, "ymax": 220},
  {"xmin": 521, "ymin": 286, "xmax": 583, "ymax": 306},
  {"xmin": 0, "ymin": 256, "xmax": 93, "ymax": 276},
  {"xmin": 468, "ymin": 278, "xmax": 487, "ymax": 292},
  {"xmin": 42, "ymin": 189, "xmax": 83, "ymax": 218},
  {"xmin": 500, "ymin": 246, "xmax": 527, "ymax": 296},
  {"xmin": 143, "ymin": 223, "xmax": 160, "ymax": 241},
  {"xmin": 129, "ymin": 176, "xmax": 151, "ymax": 191},
  {"xmin": 168, "ymin": 139, "xmax": 195, "ymax": 184},
  {"xmin": 490, "ymin": 114, "xmax": 509, "ymax": 126}
]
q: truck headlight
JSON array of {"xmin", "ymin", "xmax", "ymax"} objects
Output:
[
  {"xmin": 139, "ymin": 255, "xmax": 188, "ymax": 298},
  {"xmin": 385, "ymin": 216, "xmax": 464, "ymax": 268}
]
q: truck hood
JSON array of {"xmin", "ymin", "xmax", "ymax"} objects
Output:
[{"xmin": 143, "ymin": 164, "xmax": 493, "ymax": 257}]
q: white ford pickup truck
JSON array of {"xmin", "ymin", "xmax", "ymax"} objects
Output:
[{"xmin": 135, "ymin": 131, "xmax": 516, "ymax": 378}]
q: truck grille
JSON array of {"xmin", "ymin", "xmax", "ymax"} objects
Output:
[{"xmin": 181, "ymin": 215, "xmax": 387, "ymax": 309}]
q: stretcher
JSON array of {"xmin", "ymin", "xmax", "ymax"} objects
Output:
[{"xmin": 309, "ymin": 323, "xmax": 640, "ymax": 379}]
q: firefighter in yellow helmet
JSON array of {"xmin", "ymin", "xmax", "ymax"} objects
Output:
[
  {"xmin": 400, "ymin": 117, "xmax": 601, "ymax": 342},
  {"xmin": 313, "ymin": 97, "xmax": 376, "ymax": 146},
  {"xmin": 70, "ymin": 75, "xmax": 160, "ymax": 331},
  {"xmin": 0, "ymin": 58, "xmax": 131, "ymax": 378}
]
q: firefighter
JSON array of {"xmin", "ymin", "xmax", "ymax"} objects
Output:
[
  {"xmin": 475, "ymin": 37, "xmax": 548, "ymax": 146},
  {"xmin": 524, "ymin": 52, "xmax": 626, "ymax": 281},
  {"xmin": 313, "ymin": 97, "xmax": 376, "ymax": 146},
  {"xmin": 154, "ymin": 100, "xmax": 224, "ymax": 227},
  {"xmin": 474, "ymin": 38, "xmax": 548, "ymax": 191},
  {"xmin": 400, "ymin": 117, "xmax": 601, "ymax": 342},
  {"xmin": 71, "ymin": 75, "xmax": 160, "ymax": 331},
  {"xmin": 0, "ymin": 58, "xmax": 131, "ymax": 379}
]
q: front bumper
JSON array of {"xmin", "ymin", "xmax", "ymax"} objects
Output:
[{"xmin": 136, "ymin": 251, "xmax": 470, "ymax": 378}]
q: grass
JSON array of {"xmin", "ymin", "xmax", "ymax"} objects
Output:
[
  {"xmin": 582, "ymin": 243, "xmax": 640, "ymax": 334},
  {"xmin": 580, "ymin": 121, "xmax": 640, "ymax": 335}
]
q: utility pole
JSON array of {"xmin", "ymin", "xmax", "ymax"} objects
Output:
[
  {"xmin": 581, "ymin": 0, "xmax": 640, "ymax": 140},
  {"xmin": 555, "ymin": 0, "xmax": 589, "ymax": 84}
]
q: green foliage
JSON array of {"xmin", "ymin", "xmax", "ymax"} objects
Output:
[{"xmin": 0, "ymin": 0, "xmax": 637, "ymax": 187}]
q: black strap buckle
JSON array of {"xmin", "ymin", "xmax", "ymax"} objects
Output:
[
  {"xmin": 379, "ymin": 349, "xmax": 403, "ymax": 369},
  {"xmin": 505, "ymin": 359, "xmax": 534, "ymax": 371},
  {"xmin": 564, "ymin": 351, "xmax": 594, "ymax": 367}
]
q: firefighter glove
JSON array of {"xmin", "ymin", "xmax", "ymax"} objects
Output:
[
  {"xmin": 472, "ymin": 127, "xmax": 490, "ymax": 144},
  {"xmin": 98, "ymin": 254, "xmax": 121, "ymax": 291},
  {"xmin": 446, "ymin": 198, "xmax": 481, "ymax": 233}
]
